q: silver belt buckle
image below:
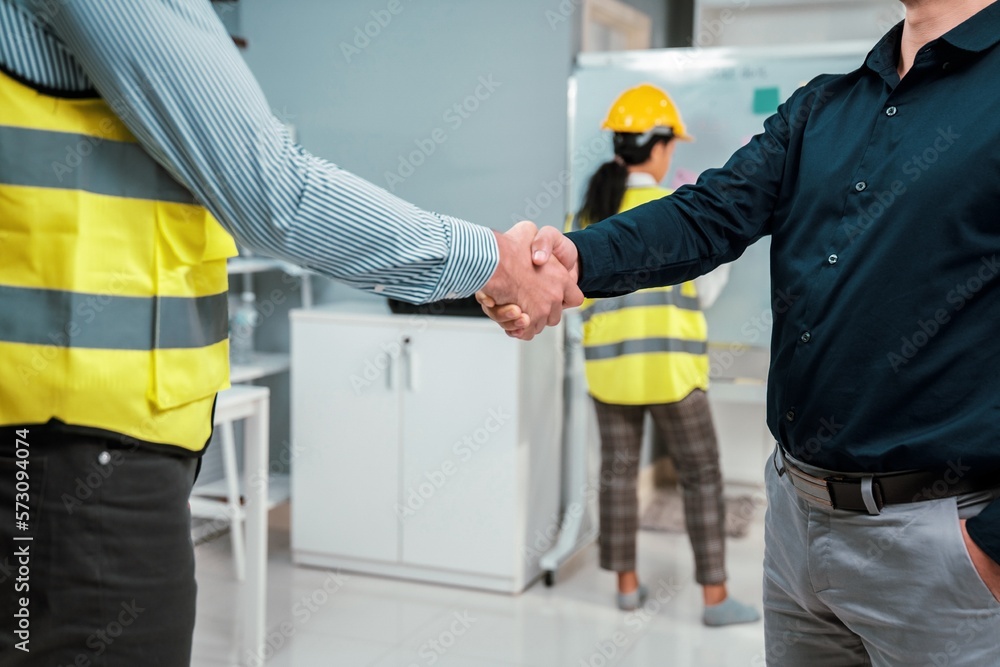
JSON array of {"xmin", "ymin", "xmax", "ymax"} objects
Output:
[
  {"xmin": 859, "ymin": 476, "xmax": 882, "ymax": 515},
  {"xmin": 779, "ymin": 447, "xmax": 884, "ymax": 515}
]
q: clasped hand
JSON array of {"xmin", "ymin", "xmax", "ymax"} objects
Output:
[{"xmin": 478, "ymin": 222, "xmax": 582, "ymax": 340}]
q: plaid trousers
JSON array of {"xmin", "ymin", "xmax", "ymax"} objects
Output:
[{"xmin": 593, "ymin": 389, "xmax": 727, "ymax": 585}]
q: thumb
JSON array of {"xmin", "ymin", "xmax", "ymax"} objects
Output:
[
  {"xmin": 550, "ymin": 233, "xmax": 578, "ymax": 273},
  {"xmin": 531, "ymin": 226, "xmax": 564, "ymax": 266}
]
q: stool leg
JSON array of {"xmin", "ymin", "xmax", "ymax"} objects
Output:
[
  {"xmin": 242, "ymin": 396, "xmax": 270, "ymax": 664},
  {"xmin": 220, "ymin": 421, "xmax": 246, "ymax": 582}
]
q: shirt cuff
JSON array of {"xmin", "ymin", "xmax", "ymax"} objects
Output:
[
  {"xmin": 966, "ymin": 497, "xmax": 1000, "ymax": 565},
  {"xmin": 426, "ymin": 216, "xmax": 499, "ymax": 302},
  {"xmin": 566, "ymin": 228, "xmax": 613, "ymax": 297}
]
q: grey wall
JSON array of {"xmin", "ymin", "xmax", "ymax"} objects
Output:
[
  {"xmin": 240, "ymin": 0, "xmax": 588, "ymax": 305},
  {"xmin": 225, "ymin": 0, "xmax": 616, "ymax": 473}
]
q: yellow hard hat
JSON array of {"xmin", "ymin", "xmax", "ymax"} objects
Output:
[{"xmin": 602, "ymin": 83, "xmax": 693, "ymax": 142}]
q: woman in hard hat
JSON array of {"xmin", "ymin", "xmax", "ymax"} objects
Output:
[{"xmin": 577, "ymin": 83, "xmax": 757, "ymax": 626}]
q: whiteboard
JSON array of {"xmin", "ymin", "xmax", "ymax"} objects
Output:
[{"xmin": 568, "ymin": 42, "xmax": 871, "ymax": 346}]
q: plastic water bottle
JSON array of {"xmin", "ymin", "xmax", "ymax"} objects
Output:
[{"xmin": 230, "ymin": 292, "xmax": 260, "ymax": 364}]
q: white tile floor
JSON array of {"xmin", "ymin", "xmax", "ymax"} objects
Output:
[{"xmin": 192, "ymin": 503, "xmax": 767, "ymax": 667}]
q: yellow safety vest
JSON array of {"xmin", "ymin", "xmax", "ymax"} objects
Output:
[
  {"xmin": 0, "ymin": 69, "xmax": 238, "ymax": 452},
  {"xmin": 580, "ymin": 186, "xmax": 709, "ymax": 405}
]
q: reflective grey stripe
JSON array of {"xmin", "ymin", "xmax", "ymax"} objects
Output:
[
  {"xmin": 0, "ymin": 125, "xmax": 197, "ymax": 204},
  {"xmin": 580, "ymin": 289, "xmax": 701, "ymax": 323},
  {"xmin": 584, "ymin": 337, "xmax": 708, "ymax": 361},
  {"xmin": 0, "ymin": 285, "xmax": 227, "ymax": 350}
]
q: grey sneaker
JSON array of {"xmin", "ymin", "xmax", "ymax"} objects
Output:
[
  {"xmin": 616, "ymin": 584, "xmax": 649, "ymax": 611},
  {"xmin": 702, "ymin": 597, "xmax": 761, "ymax": 627}
]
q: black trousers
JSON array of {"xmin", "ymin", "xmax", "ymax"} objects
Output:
[{"xmin": 0, "ymin": 427, "xmax": 198, "ymax": 667}]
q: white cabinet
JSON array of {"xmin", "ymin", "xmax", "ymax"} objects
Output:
[{"xmin": 290, "ymin": 302, "xmax": 562, "ymax": 593}]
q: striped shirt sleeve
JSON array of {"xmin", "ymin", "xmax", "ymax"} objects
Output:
[{"xmin": 14, "ymin": 0, "xmax": 498, "ymax": 303}]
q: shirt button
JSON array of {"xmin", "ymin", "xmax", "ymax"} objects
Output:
[
  {"xmin": 942, "ymin": 62, "xmax": 951, "ymax": 70},
  {"xmin": 828, "ymin": 254, "xmax": 839, "ymax": 265},
  {"xmin": 785, "ymin": 409, "xmax": 796, "ymax": 422},
  {"xmin": 98, "ymin": 451, "xmax": 112, "ymax": 465},
  {"xmin": 800, "ymin": 332, "xmax": 812, "ymax": 343},
  {"xmin": 855, "ymin": 181, "xmax": 868, "ymax": 192},
  {"xmin": 885, "ymin": 106, "xmax": 897, "ymax": 117}
]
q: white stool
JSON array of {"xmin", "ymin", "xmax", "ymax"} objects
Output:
[{"xmin": 189, "ymin": 384, "xmax": 270, "ymax": 663}]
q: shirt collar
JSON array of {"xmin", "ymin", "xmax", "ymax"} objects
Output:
[
  {"xmin": 866, "ymin": 3, "xmax": 1000, "ymax": 76},
  {"xmin": 865, "ymin": 21, "xmax": 904, "ymax": 78},
  {"xmin": 941, "ymin": 1, "xmax": 1000, "ymax": 52},
  {"xmin": 626, "ymin": 172, "xmax": 659, "ymax": 188}
]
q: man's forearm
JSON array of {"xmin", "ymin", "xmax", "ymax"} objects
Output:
[
  {"xmin": 567, "ymin": 184, "xmax": 750, "ymax": 298},
  {"xmin": 39, "ymin": 0, "xmax": 497, "ymax": 303}
]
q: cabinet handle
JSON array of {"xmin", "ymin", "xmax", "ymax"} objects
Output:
[
  {"xmin": 386, "ymin": 355, "xmax": 394, "ymax": 391},
  {"xmin": 402, "ymin": 337, "xmax": 417, "ymax": 392}
]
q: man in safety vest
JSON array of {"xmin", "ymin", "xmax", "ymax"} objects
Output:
[{"xmin": 0, "ymin": 2, "xmax": 579, "ymax": 664}]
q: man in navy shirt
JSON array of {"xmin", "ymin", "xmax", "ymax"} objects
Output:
[{"xmin": 482, "ymin": 0, "xmax": 1000, "ymax": 663}]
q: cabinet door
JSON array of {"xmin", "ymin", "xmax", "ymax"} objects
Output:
[
  {"xmin": 291, "ymin": 318, "xmax": 403, "ymax": 563},
  {"xmin": 399, "ymin": 325, "xmax": 520, "ymax": 578}
]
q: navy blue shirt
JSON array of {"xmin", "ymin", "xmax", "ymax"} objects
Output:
[{"xmin": 567, "ymin": 5, "xmax": 1000, "ymax": 560}]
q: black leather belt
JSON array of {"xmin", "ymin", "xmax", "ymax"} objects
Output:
[{"xmin": 776, "ymin": 447, "xmax": 999, "ymax": 515}]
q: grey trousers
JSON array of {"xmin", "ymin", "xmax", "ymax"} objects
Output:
[{"xmin": 763, "ymin": 450, "xmax": 1000, "ymax": 666}]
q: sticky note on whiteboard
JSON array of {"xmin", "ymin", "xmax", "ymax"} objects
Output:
[{"xmin": 753, "ymin": 87, "xmax": 781, "ymax": 115}]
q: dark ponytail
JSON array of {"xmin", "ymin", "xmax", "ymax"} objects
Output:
[
  {"xmin": 577, "ymin": 159, "xmax": 628, "ymax": 228},
  {"xmin": 577, "ymin": 132, "xmax": 673, "ymax": 228}
]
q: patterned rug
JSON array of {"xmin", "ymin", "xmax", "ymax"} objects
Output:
[{"xmin": 640, "ymin": 488, "xmax": 759, "ymax": 539}]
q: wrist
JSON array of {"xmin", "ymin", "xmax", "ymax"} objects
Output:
[{"xmin": 484, "ymin": 230, "xmax": 513, "ymax": 299}]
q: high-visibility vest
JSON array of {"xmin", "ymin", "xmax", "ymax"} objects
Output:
[
  {"xmin": 0, "ymin": 68, "xmax": 238, "ymax": 452},
  {"xmin": 580, "ymin": 186, "xmax": 709, "ymax": 405}
]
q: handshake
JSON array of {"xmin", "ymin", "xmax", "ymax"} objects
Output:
[{"xmin": 476, "ymin": 221, "xmax": 584, "ymax": 341}]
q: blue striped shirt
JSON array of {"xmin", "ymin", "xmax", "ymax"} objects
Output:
[{"xmin": 0, "ymin": 0, "xmax": 499, "ymax": 303}]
